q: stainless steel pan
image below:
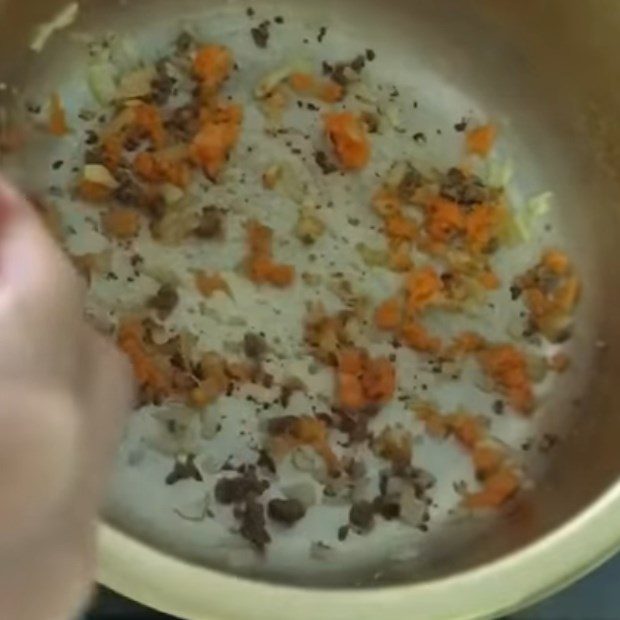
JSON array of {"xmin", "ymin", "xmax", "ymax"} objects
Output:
[{"xmin": 2, "ymin": 1, "xmax": 620, "ymax": 618}]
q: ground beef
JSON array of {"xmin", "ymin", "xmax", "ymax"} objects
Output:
[
  {"xmin": 237, "ymin": 498, "xmax": 271, "ymax": 550},
  {"xmin": 148, "ymin": 283, "xmax": 179, "ymax": 319},
  {"xmin": 193, "ymin": 206, "xmax": 224, "ymax": 239},
  {"xmin": 243, "ymin": 332, "xmax": 267, "ymax": 359},
  {"xmin": 440, "ymin": 167, "xmax": 491, "ymax": 206}
]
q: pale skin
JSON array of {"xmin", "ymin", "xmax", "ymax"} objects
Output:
[{"xmin": 0, "ymin": 179, "xmax": 134, "ymax": 620}]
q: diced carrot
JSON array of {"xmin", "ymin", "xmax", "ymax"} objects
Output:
[
  {"xmin": 195, "ymin": 271, "xmax": 231, "ymax": 298},
  {"xmin": 479, "ymin": 344, "xmax": 534, "ymax": 414},
  {"xmin": 193, "ymin": 45, "xmax": 232, "ymax": 92},
  {"xmin": 416, "ymin": 404, "xmax": 449, "ymax": 438},
  {"xmin": 134, "ymin": 151, "xmax": 191, "ymax": 188},
  {"xmin": 191, "ymin": 103, "xmax": 242, "ymax": 179},
  {"xmin": 445, "ymin": 331, "xmax": 485, "ymax": 358},
  {"xmin": 472, "ymin": 445, "xmax": 503, "ymax": 479},
  {"xmin": 118, "ymin": 320, "xmax": 172, "ymax": 396},
  {"xmin": 372, "ymin": 188, "xmax": 401, "ymax": 218},
  {"xmin": 102, "ymin": 208, "xmax": 140, "ymax": 239},
  {"xmin": 401, "ymin": 320, "xmax": 442, "ymax": 353},
  {"xmin": 361, "ymin": 357, "xmax": 396, "ymax": 403},
  {"xmin": 466, "ymin": 123, "xmax": 497, "ymax": 158},
  {"xmin": 447, "ymin": 413, "xmax": 484, "ymax": 449},
  {"xmin": 464, "ymin": 204, "xmax": 501, "ymax": 254},
  {"xmin": 542, "ymin": 249, "xmax": 570, "ymax": 276},
  {"xmin": 78, "ymin": 179, "xmax": 111, "ymax": 202},
  {"xmin": 49, "ymin": 92, "xmax": 69, "ymax": 136},
  {"xmin": 405, "ymin": 265, "xmax": 443, "ymax": 312},
  {"xmin": 388, "ymin": 240, "xmax": 413, "ymax": 272},
  {"xmin": 133, "ymin": 104, "xmax": 166, "ymax": 149},
  {"xmin": 465, "ymin": 467, "xmax": 519, "ymax": 508},
  {"xmin": 324, "ymin": 112, "xmax": 370, "ymax": 170},
  {"xmin": 288, "ymin": 72, "xmax": 315, "ymax": 93},
  {"xmin": 478, "ymin": 268, "xmax": 501, "ymax": 290},
  {"xmin": 267, "ymin": 263, "xmax": 295, "ymax": 287},
  {"xmin": 338, "ymin": 348, "xmax": 366, "ymax": 375},
  {"xmin": 425, "ymin": 197, "xmax": 465, "ymax": 242},
  {"xmin": 318, "ymin": 80, "xmax": 344, "ymax": 103},
  {"xmin": 385, "ymin": 214, "xmax": 417, "ymax": 240},
  {"xmin": 374, "ymin": 297, "xmax": 402, "ymax": 331},
  {"xmin": 338, "ymin": 372, "xmax": 366, "ymax": 410}
]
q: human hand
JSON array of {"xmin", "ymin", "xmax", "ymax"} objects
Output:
[{"xmin": 0, "ymin": 179, "xmax": 134, "ymax": 620}]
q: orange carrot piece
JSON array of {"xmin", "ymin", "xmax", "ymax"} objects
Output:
[
  {"xmin": 133, "ymin": 104, "xmax": 166, "ymax": 149},
  {"xmin": 472, "ymin": 445, "xmax": 504, "ymax": 478},
  {"xmin": 479, "ymin": 344, "xmax": 534, "ymax": 414},
  {"xmin": 466, "ymin": 124, "xmax": 497, "ymax": 157},
  {"xmin": 324, "ymin": 112, "xmax": 370, "ymax": 170},
  {"xmin": 338, "ymin": 348, "xmax": 366, "ymax": 375},
  {"xmin": 195, "ymin": 271, "xmax": 231, "ymax": 298},
  {"xmin": 374, "ymin": 297, "xmax": 402, "ymax": 331},
  {"xmin": 49, "ymin": 92, "xmax": 69, "ymax": 136},
  {"xmin": 465, "ymin": 467, "xmax": 519, "ymax": 508},
  {"xmin": 102, "ymin": 208, "xmax": 140, "ymax": 239},
  {"xmin": 193, "ymin": 45, "xmax": 232, "ymax": 92},
  {"xmin": 405, "ymin": 265, "xmax": 443, "ymax": 312},
  {"xmin": 191, "ymin": 103, "xmax": 242, "ymax": 179},
  {"xmin": 267, "ymin": 263, "xmax": 295, "ymax": 288},
  {"xmin": 425, "ymin": 197, "xmax": 465, "ymax": 242},
  {"xmin": 385, "ymin": 214, "xmax": 417, "ymax": 240},
  {"xmin": 78, "ymin": 180, "xmax": 111, "ymax": 203},
  {"xmin": 362, "ymin": 357, "xmax": 396, "ymax": 403},
  {"xmin": 318, "ymin": 80, "xmax": 344, "ymax": 103},
  {"xmin": 338, "ymin": 372, "xmax": 366, "ymax": 410},
  {"xmin": 401, "ymin": 321, "xmax": 442, "ymax": 353},
  {"xmin": 288, "ymin": 72, "xmax": 315, "ymax": 93},
  {"xmin": 447, "ymin": 413, "xmax": 484, "ymax": 449}
]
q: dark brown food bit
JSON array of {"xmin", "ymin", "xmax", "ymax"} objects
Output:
[
  {"xmin": 440, "ymin": 167, "xmax": 491, "ymax": 206},
  {"xmin": 151, "ymin": 63, "xmax": 177, "ymax": 106},
  {"xmin": 52, "ymin": 159, "xmax": 64, "ymax": 170},
  {"xmin": 148, "ymin": 283, "xmax": 179, "ymax": 319},
  {"xmin": 175, "ymin": 31, "xmax": 195, "ymax": 53},
  {"xmin": 214, "ymin": 471, "xmax": 269, "ymax": 504},
  {"xmin": 267, "ymin": 415, "xmax": 298, "ymax": 436},
  {"xmin": 349, "ymin": 54, "xmax": 366, "ymax": 73},
  {"xmin": 317, "ymin": 26, "xmax": 327, "ymax": 43},
  {"xmin": 349, "ymin": 500, "xmax": 375, "ymax": 531},
  {"xmin": 492, "ymin": 399, "xmax": 505, "ymax": 415},
  {"xmin": 238, "ymin": 498, "xmax": 271, "ymax": 550},
  {"xmin": 509, "ymin": 285, "xmax": 522, "ymax": 301},
  {"xmin": 165, "ymin": 454, "xmax": 203, "ymax": 485},
  {"xmin": 274, "ymin": 15, "xmax": 284, "ymax": 24},
  {"xmin": 373, "ymin": 495, "xmax": 401, "ymax": 520},
  {"xmin": 360, "ymin": 111, "xmax": 379, "ymax": 134},
  {"xmin": 114, "ymin": 176, "xmax": 142, "ymax": 206},
  {"xmin": 251, "ymin": 21, "xmax": 271, "ymax": 48},
  {"xmin": 337, "ymin": 525, "xmax": 349, "ymax": 541},
  {"xmin": 397, "ymin": 165, "xmax": 424, "ymax": 199},
  {"xmin": 243, "ymin": 332, "xmax": 267, "ymax": 359},
  {"xmin": 539, "ymin": 433, "xmax": 559, "ymax": 453},
  {"xmin": 314, "ymin": 150, "xmax": 337, "ymax": 175},
  {"xmin": 413, "ymin": 132, "xmax": 426, "ymax": 144},
  {"xmin": 84, "ymin": 148, "xmax": 104, "ymax": 165},
  {"xmin": 365, "ymin": 49, "xmax": 376, "ymax": 61},
  {"xmin": 454, "ymin": 118, "xmax": 468, "ymax": 132},
  {"xmin": 256, "ymin": 449, "xmax": 277, "ymax": 473},
  {"xmin": 268, "ymin": 498, "xmax": 306, "ymax": 525},
  {"xmin": 279, "ymin": 377, "xmax": 306, "ymax": 408},
  {"xmin": 246, "ymin": 6, "xmax": 255, "ymax": 17},
  {"xmin": 193, "ymin": 206, "xmax": 224, "ymax": 239}
]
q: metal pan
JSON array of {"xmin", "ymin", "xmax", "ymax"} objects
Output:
[{"xmin": 2, "ymin": 1, "xmax": 620, "ymax": 618}]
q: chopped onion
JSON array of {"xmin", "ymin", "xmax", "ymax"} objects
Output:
[
  {"xmin": 88, "ymin": 62, "xmax": 119, "ymax": 105},
  {"xmin": 116, "ymin": 67, "xmax": 156, "ymax": 100},
  {"xmin": 161, "ymin": 183, "xmax": 185, "ymax": 205},
  {"xmin": 399, "ymin": 485, "xmax": 427, "ymax": 527},
  {"xmin": 84, "ymin": 164, "xmax": 119, "ymax": 189}
]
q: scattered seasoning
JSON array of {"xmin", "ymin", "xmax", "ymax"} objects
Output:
[
  {"xmin": 510, "ymin": 285, "xmax": 522, "ymax": 301},
  {"xmin": 165, "ymin": 455, "xmax": 203, "ymax": 485},
  {"xmin": 251, "ymin": 21, "xmax": 271, "ymax": 48},
  {"xmin": 267, "ymin": 498, "xmax": 306, "ymax": 525},
  {"xmin": 194, "ymin": 207, "xmax": 224, "ymax": 239},
  {"xmin": 274, "ymin": 15, "xmax": 284, "ymax": 24},
  {"xmin": 413, "ymin": 132, "xmax": 427, "ymax": 144},
  {"xmin": 314, "ymin": 150, "xmax": 337, "ymax": 175},
  {"xmin": 317, "ymin": 26, "xmax": 327, "ymax": 43},
  {"xmin": 365, "ymin": 49, "xmax": 376, "ymax": 61},
  {"xmin": 246, "ymin": 6, "xmax": 255, "ymax": 17},
  {"xmin": 52, "ymin": 160, "xmax": 64, "ymax": 170},
  {"xmin": 492, "ymin": 400, "xmax": 505, "ymax": 415}
]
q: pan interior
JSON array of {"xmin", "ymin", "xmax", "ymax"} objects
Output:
[{"xmin": 2, "ymin": 0, "xmax": 619, "ymax": 589}]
